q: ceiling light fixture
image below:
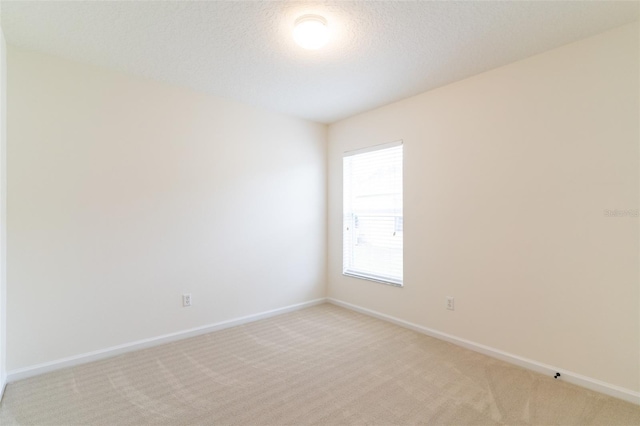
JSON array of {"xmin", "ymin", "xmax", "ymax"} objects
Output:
[{"xmin": 293, "ymin": 15, "xmax": 329, "ymax": 50}]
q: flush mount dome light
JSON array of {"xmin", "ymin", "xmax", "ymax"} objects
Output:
[{"xmin": 293, "ymin": 15, "xmax": 329, "ymax": 49}]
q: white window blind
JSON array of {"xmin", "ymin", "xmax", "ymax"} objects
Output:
[{"xmin": 343, "ymin": 141, "xmax": 403, "ymax": 286}]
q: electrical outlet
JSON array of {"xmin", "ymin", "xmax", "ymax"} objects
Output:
[
  {"xmin": 183, "ymin": 293, "xmax": 192, "ymax": 307},
  {"xmin": 446, "ymin": 296, "xmax": 454, "ymax": 311}
]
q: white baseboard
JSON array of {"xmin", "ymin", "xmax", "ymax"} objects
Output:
[
  {"xmin": 327, "ymin": 297, "xmax": 640, "ymax": 405},
  {"xmin": 7, "ymin": 298, "xmax": 326, "ymax": 383}
]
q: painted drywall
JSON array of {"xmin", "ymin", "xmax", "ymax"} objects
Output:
[
  {"xmin": 7, "ymin": 47, "xmax": 327, "ymax": 371},
  {"xmin": 328, "ymin": 22, "xmax": 639, "ymax": 393},
  {"xmin": 0, "ymin": 25, "xmax": 6, "ymax": 395}
]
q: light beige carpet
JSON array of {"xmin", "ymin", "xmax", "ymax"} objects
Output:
[{"xmin": 1, "ymin": 303, "xmax": 639, "ymax": 425}]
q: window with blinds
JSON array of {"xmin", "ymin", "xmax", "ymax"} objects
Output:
[{"xmin": 343, "ymin": 141, "xmax": 403, "ymax": 286}]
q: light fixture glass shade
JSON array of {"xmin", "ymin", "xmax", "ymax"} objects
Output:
[{"xmin": 293, "ymin": 15, "xmax": 329, "ymax": 50}]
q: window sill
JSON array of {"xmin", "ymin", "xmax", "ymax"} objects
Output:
[{"xmin": 343, "ymin": 271, "xmax": 403, "ymax": 288}]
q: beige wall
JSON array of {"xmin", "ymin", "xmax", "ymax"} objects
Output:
[
  {"xmin": 0, "ymin": 26, "xmax": 6, "ymax": 390},
  {"xmin": 7, "ymin": 47, "xmax": 327, "ymax": 371},
  {"xmin": 328, "ymin": 23, "xmax": 639, "ymax": 392}
]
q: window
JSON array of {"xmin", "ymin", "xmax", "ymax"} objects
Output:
[{"xmin": 343, "ymin": 141, "xmax": 403, "ymax": 286}]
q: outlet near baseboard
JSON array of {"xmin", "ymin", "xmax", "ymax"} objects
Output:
[
  {"xmin": 183, "ymin": 293, "xmax": 192, "ymax": 307},
  {"xmin": 446, "ymin": 296, "xmax": 454, "ymax": 311}
]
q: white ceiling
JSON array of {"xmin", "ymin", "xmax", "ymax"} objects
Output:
[{"xmin": 1, "ymin": 1, "xmax": 638, "ymax": 123}]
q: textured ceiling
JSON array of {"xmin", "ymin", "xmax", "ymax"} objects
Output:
[{"xmin": 1, "ymin": 1, "xmax": 638, "ymax": 123}]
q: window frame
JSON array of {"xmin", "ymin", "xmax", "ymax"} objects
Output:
[{"xmin": 342, "ymin": 140, "xmax": 404, "ymax": 288}]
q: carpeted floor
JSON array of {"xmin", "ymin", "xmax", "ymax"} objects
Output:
[{"xmin": 1, "ymin": 303, "xmax": 639, "ymax": 425}]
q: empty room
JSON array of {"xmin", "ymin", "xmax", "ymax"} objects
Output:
[{"xmin": 0, "ymin": 1, "xmax": 638, "ymax": 425}]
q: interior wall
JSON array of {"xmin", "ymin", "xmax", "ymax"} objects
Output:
[
  {"xmin": 327, "ymin": 22, "xmax": 639, "ymax": 392},
  {"xmin": 7, "ymin": 47, "xmax": 327, "ymax": 371},
  {"xmin": 0, "ymin": 26, "xmax": 6, "ymax": 393}
]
